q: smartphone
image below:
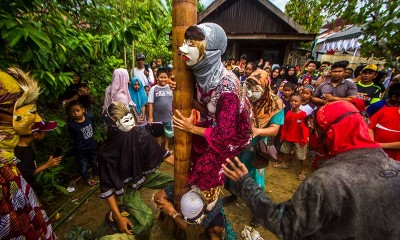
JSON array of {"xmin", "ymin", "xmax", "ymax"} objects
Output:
[
  {"xmin": 53, "ymin": 146, "xmax": 63, "ymax": 158},
  {"xmin": 145, "ymin": 64, "xmax": 149, "ymax": 72}
]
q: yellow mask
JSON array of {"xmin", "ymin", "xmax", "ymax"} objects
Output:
[{"xmin": 13, "ymin": 103, "xmax": 42, "ymax": 135}]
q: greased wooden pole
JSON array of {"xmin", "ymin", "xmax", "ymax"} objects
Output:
[{"xmin": 172, "ymin": 0, "xmax": 197, "ymax": 209}]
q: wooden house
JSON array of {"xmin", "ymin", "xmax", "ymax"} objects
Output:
[{"xmin": 198, "ymin": 0, "xmax": 316, "ymax": 66}]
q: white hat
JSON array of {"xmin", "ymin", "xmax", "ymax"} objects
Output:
[{"xmin": 180, "ymin": 190, "xmax": 204, "ymax": 222}]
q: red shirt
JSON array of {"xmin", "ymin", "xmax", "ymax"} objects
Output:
[
  {"xmin": 369, "ymin": 106, "xmax": 400, "ymax": 160},
  {"xmin": 281, "ymin": 110, "xmax": 309, "ymax": 146}
]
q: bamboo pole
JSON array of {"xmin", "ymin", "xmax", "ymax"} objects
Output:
[
  {"xmin": 172, "ymin": 0, "xmax": 197, "ymax": 209},
  {"xmin": 124, "ymin": 47, "xmax": 127, "ymax": 69}
]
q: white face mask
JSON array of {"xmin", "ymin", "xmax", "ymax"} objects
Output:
[
  {"xmin": 116, "ymin": 113, "xmax": 135, "ymax": 132},
  {"xmin": 179, "ymin": 40, "xmax": 201, "ymax": 67},
  {"xmin": 244, "ymin": 83, "xmax": 263, "ymax": 102}
]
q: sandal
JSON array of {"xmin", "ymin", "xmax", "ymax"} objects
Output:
[
  {"xmin": 272, "ymin": 162, "xmax": 289, "ymax": 169},
  {"xmin": 298, "ymin": 172, "xmax": 307, "ymax": 181},
  {"xmin": 87, "ymin": 179, "xmax": 99, "ymax": 186}
]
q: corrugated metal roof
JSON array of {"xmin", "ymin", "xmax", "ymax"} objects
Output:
[{"xmin": 326, "ymin": 25, "xmax": 362, "ymax": 41}]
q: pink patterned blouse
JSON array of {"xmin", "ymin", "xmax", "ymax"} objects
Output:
[{"xmin": 189, "ymin": 69, "xmax": 252, "ymax": 190}]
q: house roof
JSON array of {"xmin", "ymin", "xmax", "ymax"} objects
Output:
[
  {"xmin": 326, "ymin": 25, "xmax": 362, "ymax": 41},
  {"xmin": 198, "ymin": 0, "xmax": 315, "ymax": 40}
]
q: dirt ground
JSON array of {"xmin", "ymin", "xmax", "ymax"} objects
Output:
[{"xmin": 50, "ymin": 160, "xmax": 311, "ymax": 239}]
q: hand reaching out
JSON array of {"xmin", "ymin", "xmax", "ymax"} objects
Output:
[{"xmin": 222, "ymin": 157, "xmax": 249, "ymax": 182}]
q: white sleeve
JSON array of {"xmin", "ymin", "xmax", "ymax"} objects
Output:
[
  {"xmin": 148, "ymin": 68, "xmax": 155, "ymax": 85},
  {"xmin": 148, "ymin": 86, "xmax": 156, "ymax": 103}
]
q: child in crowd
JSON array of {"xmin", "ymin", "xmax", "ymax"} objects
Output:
[
  {"xmin": 67, "ymin": 100, "xmax": 98, "ymax": 186},
  {"xmin": 281, "ymin": 82, "xmax": 296, "ymax": 114},
  {"xmin": 275, "ymin": 94, "xmax": 310, "ymax": 181},
  {"xmin": 366, "ymin": 82, "xmax": 400, "ymax": 117},
  {"xmin": 300, "ymin": 84, "xmax": 317, "ymax": 115},
  {"xmin": 129, "ymin": 76, "xmax": 148, "ymax": 121},
  {"xmin": 368, "ymin": 105, "xmax": 400, "ymax": 161},
  {"xmin": 148, "ymin": 68, "xmax": 174, "ymax": 151},
  {"xmin": 14, "ymin": 119, "xmax": 61, "ymax": 195},
  {"xmin": 144, "ymin": 85, "xmax": 151, "ymax": 96}
]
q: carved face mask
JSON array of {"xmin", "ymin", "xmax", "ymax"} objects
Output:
[
  {"xmin": 244, "ymin": 83, "xmax": 264, "ymax": 102},
  {"xmin": 13, "ymin": 103, "xmax": 42, "ymax": 135},
  {"xmin": 179, "ymin": 39, "xmax": 202, "ymax": 67},
  {"xmin": 116, "ymin": 113, "xmax": 136, "ymax": 132}
]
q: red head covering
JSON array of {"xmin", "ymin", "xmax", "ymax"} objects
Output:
[{"xmin": 317, "ymin": 101, "xmax": 380, "ymax": 156}]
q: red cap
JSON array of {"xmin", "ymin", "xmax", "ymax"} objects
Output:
[{"xmin": 31, "ymin": 120, "xmax": 58, "ymax": 132}]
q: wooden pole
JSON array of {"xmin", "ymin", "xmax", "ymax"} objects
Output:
[
  {"xmin": 124, "ymin": 47, "xmax": 127, "ymax": 69},
  {"xmin": 132, "ymin": 41, "xmax": 135, "ymax": 70},
  {"xmin": 172, "ymin": 0, "xmax": 197, "ymax": 209}
]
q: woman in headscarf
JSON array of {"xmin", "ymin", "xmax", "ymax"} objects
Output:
[
  {"xmin": 103, "ymin": 68, "xmax": 135, "ymax": 114},
  {"xmin": 223, "ymin": 69, "xmax": 284, "ymax": 226},
  {"xmin": 128, "ymin": 76, "xmax": 148, "ymax": 121},
  {"xmin": 0, "ymin": 68, "xmax": 56, "ymax": 239},
  {"xmin": 282, "ymin": 65, "xmax": 298, "ymax": 85},
  {"xmin": 270, "ymin": 67, "xmax": 282, "ymax": 94},
  {"xmin": 173, "ymin": 23, "xmax": 252, "ymax": 210}
]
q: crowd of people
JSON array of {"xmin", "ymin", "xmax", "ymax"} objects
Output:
[{"xmin": 1, "ymin": 21, "xmax": 400, "ymax": 240}]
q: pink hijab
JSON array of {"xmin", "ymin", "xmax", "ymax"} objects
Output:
[
  {"xmin": 317, "ymin": 101, "xmax": 380, "ymax": 156},
  {"xmin": 103, "ymin": 68, "xmax": 134, "ymax": 112}
]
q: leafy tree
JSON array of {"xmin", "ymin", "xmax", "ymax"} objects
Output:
[
  {"xmin": 1, "ymin": 0, "xmax": 173, "ymax": 198},
  {"xmin": 284, "ymin": 0, "xmax": 324, "ymax": 34},
  {"xmin": 321, "ymin": 0, "xmax": 400, "ymax": 67},
  {"xmin": 0, "ymin": 0, "xmax": 172, "ymax": 101}
]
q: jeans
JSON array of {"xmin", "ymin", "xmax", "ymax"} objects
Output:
[{"xmin": 74, "ymin": 147, "xmax": 97, "ymax": 181}]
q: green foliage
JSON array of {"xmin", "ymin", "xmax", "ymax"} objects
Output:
[
  {"xmin": 320, "ymin": 0, "xmax": 400, "ymax": 67},
  {"xmin": 284, "ymin": 0, "xmax": 324, "ymax": 34},
  {"xmin": 1, "ymin": 1, "xmax": 173, "ymax": 195},
  {"xmin": 64, "ymin": 226, "xmax": 94, "ymax": 240},
  {"xmin": 36, "ymin": 166, "xmax": 69, "ymax": 203},
  {"xmin": 1, "ymin": 0, "xmax": 172, "ymax": 101}
]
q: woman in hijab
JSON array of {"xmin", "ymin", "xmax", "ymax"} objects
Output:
[
  {"xmin": 128, "ymin": 76, "xmax": 148, "ymax": 121},
  {"xmin": 270, "ymin": 67, "xmax": 282, "ymax": 94},
  {"xmin": 282, "ymin": 65, "xmax": 298, "ymax": 85},
  {"xmin": 223, "ymin": 69, "xmax": 284, "ymax": 227},
  {"xmin": 103, "ymin": 68, "xmax": 135, "ymax": 114},
  {"xmin": 173, "ymin": 23, "xmax": 252, "ymax": 210}
]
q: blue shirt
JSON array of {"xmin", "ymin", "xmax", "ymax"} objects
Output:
[{"xmin": 68, "ymin": 113, "xmax": 96, "ymax": 150}]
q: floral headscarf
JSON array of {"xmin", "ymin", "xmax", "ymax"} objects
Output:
[{"xmin": 245, "ymin": 69, "xmax": 284, "ymax": 128}]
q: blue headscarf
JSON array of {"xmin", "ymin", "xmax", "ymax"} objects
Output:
[{"xmin": 128, "ymin": 77, "xmax": 148, "ymax": 115}]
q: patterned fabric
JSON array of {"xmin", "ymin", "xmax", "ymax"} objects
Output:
[
  {"xmin": 0, "ymin": 164, "xmax": 56, "ymax": 239},
  {"xmin": 235, "ymin": 109, "xmax": 284, "ymax": 190},
  {"xmin": 190, "ymin": 70, "xmax": 252, "ymax": 190},
  {"xmin": 245, "ymin": 69, "xmax": 284, "ymax": 128}
]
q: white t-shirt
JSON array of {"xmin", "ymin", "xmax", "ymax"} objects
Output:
[{"xmin": 133, "ymin": 67, "xmax": 154, "ymax": 87}]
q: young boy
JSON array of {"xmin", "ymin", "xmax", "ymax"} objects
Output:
[
  {"xmin": 281, "ymin": 82, "xmax": 296, "ymax": 114},
  {"xmin": 277, "ymin": 94, "xmax": 310, "ymax": 181},
  {"xmin": 366, "ymin": 82, "xmax": 400, "ymax": 117},
  {"xmin": 67, "ymin": 100, "xmax": 98, "ymax": 186},
  {"xmin": 14, "ymin": 119, "xmax": 61, "ymax": 195},
  {"xmin": 148, "ymin": 68, "xmax": 174, "ymax": 151},
  {"xmin": 300, "ymin": 84, "xmax": 316, "ymax": 116},
  {"xmin": 356, "ymin": 64, "xmax": 382, "ymax": 106}
]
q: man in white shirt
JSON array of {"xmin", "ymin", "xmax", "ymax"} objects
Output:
[{"xmin": 133, "ymin": 53, "xmax": 154, "ymax": 87}]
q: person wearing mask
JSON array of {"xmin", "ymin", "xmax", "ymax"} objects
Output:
[{"xmin": 223, "ymin": 101, "xmax": 400, "ymax": 240}]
